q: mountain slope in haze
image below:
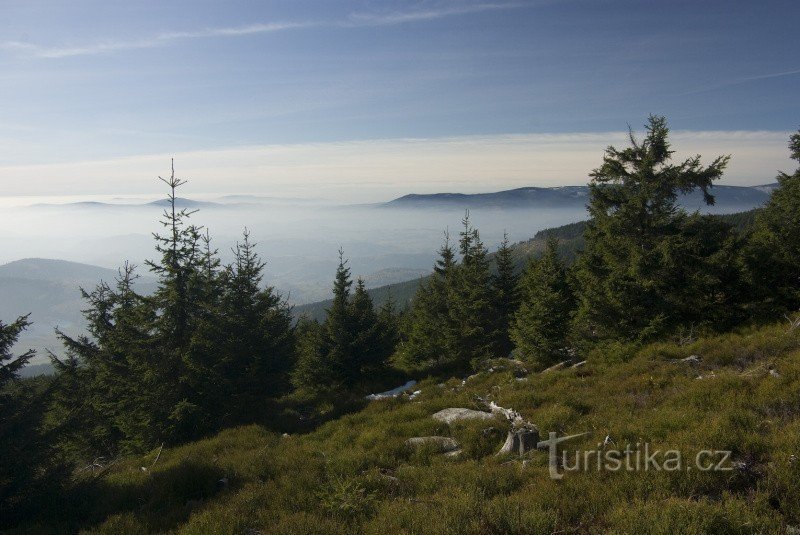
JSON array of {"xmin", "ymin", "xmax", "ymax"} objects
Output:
[
  {"xmin": 0, "ymin": 259, "xmax": 157, "ymax": 369},
  {"xmin": 386, "ymin": 184, "xmax": 773, "ymax": 211}
]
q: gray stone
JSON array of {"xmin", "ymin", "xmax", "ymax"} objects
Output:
[
  {"xmin": 432, "ymin": 407, "xmax": 495, "ymax": 425},
  {"xmin": 405, "ymin": 436, "xmax": 460, "ymax": 453}
]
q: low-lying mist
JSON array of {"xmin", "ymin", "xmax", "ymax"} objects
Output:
[{"xmin": 2, "ymin": 197, "xmax": 589, "ymax": 304}]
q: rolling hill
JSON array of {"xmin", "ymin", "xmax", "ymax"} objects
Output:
[{"xmin": 385, "ymin": 184, "xmax": 773, "ymax": 212}]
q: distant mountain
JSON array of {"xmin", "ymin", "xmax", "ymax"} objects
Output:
[
  {"xmin": 31, "ymin": 197, "xmax": 229, "ymax": 209},
  {"xmin": 146, "ymin": 198, "xmax": 225, "ymax": 209},
  {"xmin": 386, "ymin": 186, "xmax": 589, "ymax": 209},
  {"xmin": 0, "ymin": 258, "xmax": 120, "ymax": 282},
  {"xmin": 385, "ymin": 184, "xmax": 772, "ymax": 212}
]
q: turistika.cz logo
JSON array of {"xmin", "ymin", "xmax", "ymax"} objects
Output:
[{"xmin": 536, "ymin": 432, "xmax": 733, "ymax": 480}]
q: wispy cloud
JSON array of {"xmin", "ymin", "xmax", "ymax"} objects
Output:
[
  {"xmin": 681, "ymin": 68, "xmax": 800, "ymax": 96},
  {"xmin": 2, "ymin": 21, "xmax": 318, "ymax": 59},
  {"xmin": 2, "ymin": 2, "xmax": 525, "ymax": 59},
  {"xmin": 345, "ymin": 2, "xmax": 525, "ymax": 26}
]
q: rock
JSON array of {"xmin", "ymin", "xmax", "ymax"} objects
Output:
[
  {"xmin": 769, "ymin": 367, "xmax": 781, "ymax": 378},
  {"xmin": 497, "ymin": 425, "xmax": 540, "ymax": 456},
  {"xmin": 541, "ymin": 360, "xmax": 572, "ymax": 373},
  {"xmin": 571, "ymin": 360, "xmax": 587, "ymax": 369},
  {"xmin": 432, "ymin": 408, "xmax": 495, "ymax": 425},
  {"xmin": 408, "ymin": 390, "xmax": 422, "ymax": 400},
  {"xmin": 444, "ymin": 449, "xmax": 463, "ymax": 458},
  {"xmin": 405, "ymin": 436, "xmax": 460, "ymax": 453},
  {"xmin": 679, "ymin": 355, "xmax": 702, "ymax": 365}
]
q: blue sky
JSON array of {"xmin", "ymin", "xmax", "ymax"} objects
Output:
[{"xmin": 0, "ymin": 0, "xmax": 798, "ymax": 200}]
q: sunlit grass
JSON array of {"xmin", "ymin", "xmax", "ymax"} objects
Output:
[{"xmin": 30, "ymin": 321, "xmax": 800, "ymax": 533}]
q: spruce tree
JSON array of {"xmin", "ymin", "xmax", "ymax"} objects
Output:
[
  {"xmin": 571, "ymin": 116, "xmax": 730, "ymax": 342},
  {"xmin": 1, "ymin": 317, "xmax": 68, "ymax": 525},
  {"xmin": 510, "ymin": 237, "xmax": 574, "ymax": 365},
  {"xmin": 492, "ymin": 232, "xmax": 519, "ymax": 357},
  {"xmin": 747, "ymin": 129, "xmax": 800, "ymax": 314},
  {"xmin": 0, "ymin": 316, "xmax": 39, "ymax": 519},
  {"xmin": 394, "ymin": 232, "xmax": 456, "ymax": 373},
  {"xmin": 145, "ymin": 161, "xmax": 218, "ymax": 441},
  {"xmin": 448, "ymin": 212, "xmax": 496, "ymax": 368},
  {"xmin": 51, "ymin": 264, "xmax": 161, "ymax": 457},
  {"xmin": 293, "ymin": 250, "xmax": 357, "ymax": 394},
  {"xmin": 220, "ymin": 230, "xmax": 295, "ymax": 415},
  {"xmin": 349, "ymin": 279, "xmax": 382, "ymax": 379}
]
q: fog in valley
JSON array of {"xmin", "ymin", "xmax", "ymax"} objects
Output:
[{"xmin": 1, "ymin": 193, "xmax": 591, "ymax": 365}]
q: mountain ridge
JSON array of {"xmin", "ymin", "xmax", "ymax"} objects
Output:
[{"xmin": 385, "ymin": 184, "xmax": 775, "ymax": 209}]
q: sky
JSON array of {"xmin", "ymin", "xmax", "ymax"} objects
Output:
[{"xmin": 1, "ymin": 0, "xmax": 798, "ymax": 201}]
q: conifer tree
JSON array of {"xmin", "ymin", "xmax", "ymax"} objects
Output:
[
  {"xmin": 145, "ymin": 160, "xmax": 212, "ymax": 440},
  {"xmin": 510, "ymin": 237, "xmax": 574, "ymax": 365},
  {"xmin": 492, "ymin": 232, "xmax": 519, "ymax": 357},
  {"xmin": 0, "ymin": 316, "xmax": 41, "ymax": 519},
  {"xmin": 747, "ymin": 129, "xmax": 800, "ymax": 313},
  {"xmin": 349, "ymin": 278, "xmax": 384, "ymax": 380},
  {"xmin": 571, "ymin": 116, "xmax": 730, "ymax": 342},
  {"xmin": 448, "ymin": 212, "xmax": 496, "ymax": 368},
  {"xmin": 291, "ymin": 317, "xmax": 331, "ymax": 396},
  {"xmin": 50, "ymin": 264, "xmax": 162, "ymax": 457},
  {"xmin": 376, "ymin": 291, "xmax": 401, "ymax": 366},
  {"xmin": 293, "ymin": 250, "xmax": 357, "ymax": 393},
  {"xmin": 1, "ymin": 317, "xmax": 69, "ymax": 525},
  {"xmin": 394, "ymin": 232, "xmax": 456, "ymax": 373},
  {"xmin": 220, "ymin": 230, "xmax": 295, "ymax": 412}
]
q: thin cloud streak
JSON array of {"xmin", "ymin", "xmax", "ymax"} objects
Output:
[
  {"xmin": 680, "ymin": 67, "xmax": 800, "ymax": 96},
  {"xmin": 1, "ymin": 2, "xmax": 526, "ymax": 59},
  {"xmin": 345, "ymin": 2, "xmax": 525, "ymax": 26}
]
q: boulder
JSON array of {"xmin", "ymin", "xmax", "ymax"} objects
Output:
[
  {"xmin": 680, "ymin": 355, "xmax": 702, "ymax": 365},
  {"xmin": 432, "ymin": 407, "xmax": 495, "ymax": 425},
  {"xmin": 405, "ymin": 436, "xmax": 460, "ymax": 453}
]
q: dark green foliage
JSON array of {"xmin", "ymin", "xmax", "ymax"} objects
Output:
[
  {"xmin": 49, "ymin": 163, "xmax": 296, "ymax": 460},
  {"xmin": 571, "ymin": 116, "xmax": 732, "ymax": 342},
  {"xmin": 393, "ymin": 233, "xmax": 457, "ymax": 373},
  {"xmin": 491, "ymin": 233, "xmax": 519, "ymax": 357},
  {"xmin": 448, "ymin": 212, "xmax": 498, "ymax": 368},
  {"xmin": 187, "ymin": 230, "xmax": 295, "ymax": 431},
  {"xmin": 0, "ymin": 316, "xmax": 59, "ymax": 524},
  {"xmin": 747, "ymin": 129, "xmax": 800, "ymax": 313},
  {"xmin": 510, "ymin": 237, "xmax": 574, "ymax": 366},
  {"xmin": 396, "ymin": 214, "xmax": 502, "ymax": 374},
  {"xmin": 293, "ymin": 252, "xmax": 398, "ymax": 397}
]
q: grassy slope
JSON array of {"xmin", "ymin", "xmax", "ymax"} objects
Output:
[{"xmin": 36, "ymin": 320, "xmax": 800, "ymax": 534}]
